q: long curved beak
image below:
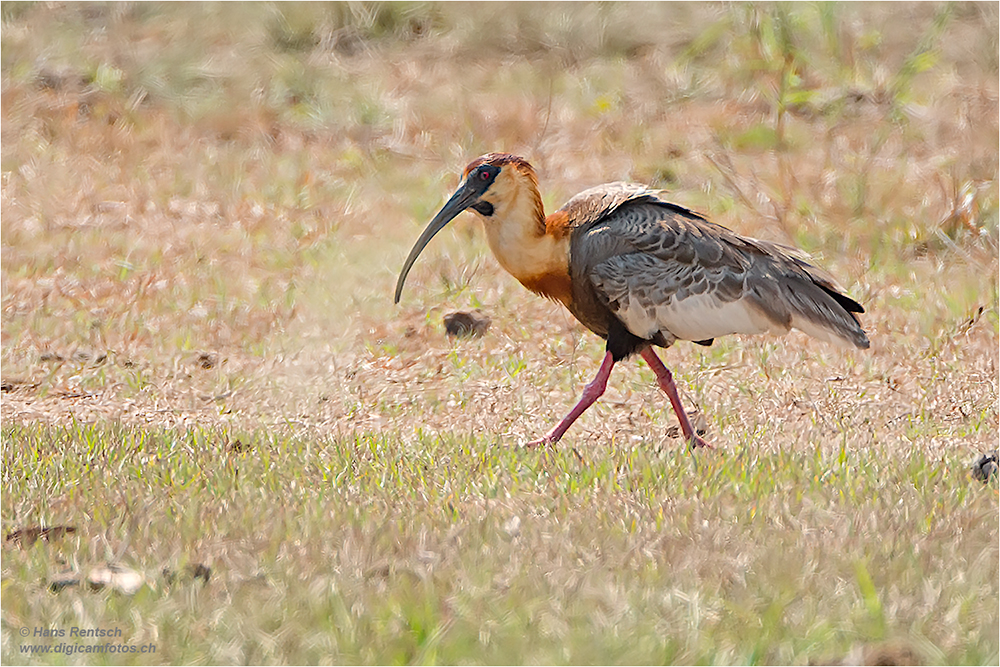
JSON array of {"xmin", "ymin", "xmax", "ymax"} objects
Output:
[{"xmin": 394, "ymin": 180, "xmax": 481, "ymax": 304}]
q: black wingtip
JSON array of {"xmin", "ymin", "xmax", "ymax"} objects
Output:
[{"xmin": 821, "ymin": 285, "xmax": 865, "ymax": 315}]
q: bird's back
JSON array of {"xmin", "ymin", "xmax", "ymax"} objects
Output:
[{"xmin": 560, "ymin": 185, "xmax": 869, "ymax": 351}]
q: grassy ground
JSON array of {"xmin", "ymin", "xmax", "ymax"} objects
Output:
[{"xmin": 2, "ymin": 2, "xmax": 998, "ymax": 664}]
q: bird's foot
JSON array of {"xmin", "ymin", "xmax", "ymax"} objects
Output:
[
  {"xmin": 687, "ymin": 434, "xmax": 714, "ymax": 450},
  {"xmin": 523, "ymin": 434, "xmax": 558, "ymax": 450},
  {"xmin": 668, "ymin": 425, "xmax": 714, "ymax": 450}
]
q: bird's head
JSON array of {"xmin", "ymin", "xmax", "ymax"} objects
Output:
[{"xmin": 394, "ymin": 153, "xmax": 542, "ymax": 303}]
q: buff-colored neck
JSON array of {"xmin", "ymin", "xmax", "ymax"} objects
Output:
[{"xmin": 472, "ymin": 167, "xmax": 573, "ymax": 305}]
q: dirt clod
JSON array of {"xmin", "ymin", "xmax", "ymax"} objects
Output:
[
  {"xmin": 197, "ymin": 352, "xmax": 219, "ymax": 369},
  {"xmin": 48, "ymin": 570, "xmax": 82, "ymax": 592},
  {"xmin": 443, "ymin": 310, "xmax": 491, "ymax": 338},
  {"xmin": 87, "ymin": 564, "xmax": 145, "ymax": 595},
  {"xmin": 6, "ymin": 525, "xmax": 77, "ymax": 549},
  {"xmin": 971, "ymin": 450, "xmax": 999, "ymax": 484}
]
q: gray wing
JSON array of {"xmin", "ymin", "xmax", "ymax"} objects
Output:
[{"xmin": 569, "ymin": 192, "xmax": 869, "ymax": 349}]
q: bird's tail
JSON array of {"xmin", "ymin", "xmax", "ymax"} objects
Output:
[
  {"xmin": 749, "ymin": 241, "xmax": 870, "ymax": 349},
  {"xmin": 784, "ymin": 274, "xmax": 870, "ymax": 349}
]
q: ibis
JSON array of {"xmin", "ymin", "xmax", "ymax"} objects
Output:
[{"xmin": 394, "ymin": 153, "xmax": 869, "ymax": 449}]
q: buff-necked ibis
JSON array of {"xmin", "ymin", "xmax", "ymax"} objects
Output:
[{"xmin": 394, "ymin": 153, "xmax": 869, "ymax": 449}]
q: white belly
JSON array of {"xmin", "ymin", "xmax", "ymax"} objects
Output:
[{"xmin": 617, "ymin": 291, "xmax": 787, "ymax": 342}]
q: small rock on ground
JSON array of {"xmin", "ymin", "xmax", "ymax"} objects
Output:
[
  {"xmin": 443, "ymin": 310, "xmax": 491, "ymax": 338},
  {"xmin": 971, "ymin": 450, "xmax": 998, "ymax": 484}
]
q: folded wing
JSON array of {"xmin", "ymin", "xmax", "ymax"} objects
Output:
[{"xmin": 566, "ymin": 189, "xmax": 869, "ymax": 349}]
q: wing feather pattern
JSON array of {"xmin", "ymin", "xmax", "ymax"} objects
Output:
[{"xmin": 563, "ymin": 186, "xmax": 869, "ymax": 350}]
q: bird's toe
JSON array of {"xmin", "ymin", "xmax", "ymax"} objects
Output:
[
  {"xmin": 523, "ymin": 432, "xmax": 562, "ymax": 450},
  {"xmin": 688, "ymin": 434, "xmax": 714, "ymax": 450}
]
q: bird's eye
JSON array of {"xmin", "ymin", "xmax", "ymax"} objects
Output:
[{"xmin": 479, "ymin": 169, "xmax": 491, "ymax": 181}]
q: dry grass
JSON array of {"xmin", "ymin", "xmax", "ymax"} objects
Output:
[{"xmin": 2, "ymin": 2, "xmax": 998, "ymax": 664}]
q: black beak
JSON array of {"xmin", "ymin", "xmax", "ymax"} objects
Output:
[{"xmin": 394, "ymin": 179, "xmax": 482, "ymax": 304}]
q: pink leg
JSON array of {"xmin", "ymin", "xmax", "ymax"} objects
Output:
[
  {"xmin": 526, "ymin": 351, "xmax": 616, "ymax": 448},
  {"xmin": 640, "ymin": 347, "xmax": 712, "ymax": 449}
]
